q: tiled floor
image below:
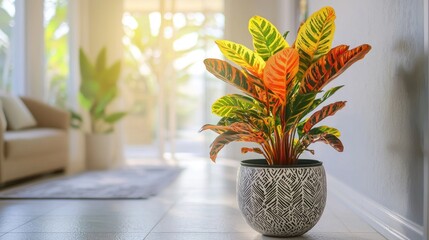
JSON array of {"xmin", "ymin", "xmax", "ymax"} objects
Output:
[{"xmin": 0, "ymin": 158, "xmax": 386, "ymax": 240}]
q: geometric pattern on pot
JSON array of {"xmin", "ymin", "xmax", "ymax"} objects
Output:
[{"xmin": 237, "ymin": 162, "xmax": 327, "ymax": 237}]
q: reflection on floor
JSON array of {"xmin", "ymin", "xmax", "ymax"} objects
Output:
[{"xmin": 0, "ymin": 158, "xmax": 386, "ymax": 240}]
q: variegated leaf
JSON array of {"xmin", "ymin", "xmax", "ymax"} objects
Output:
[
  {"xmin": 323, "ymin": 134, "xmax": 344, "ymax": 152},
  {"xmin": 300, "ymin": 44, "xmax": 371, "ymax": 93},
  {"xmin": 308, "ymin": 125, "xmax": 341, "ymax": 137},
  {"xmin": 241, "ymin": 147, "xmax": 263, "ymax": 154},
  {"xmin": 285, "ymin": 92, "xmax": 317, "ymax": 131},
  {"xmin": 295, "ymin": 6, "xmax": 336, "ymax": 81},
  {"xmin": 217, "ymin": 117, "xmax": 238, "ymax": 126},
  {"xmin": 199, "ymin": 124, "xmax": 229, "ymax": 134},
  {"xmin": 320, "ymin": 85, "xmax": 344, "ymax": 102},
  {"xmin": 300, "ymin": 45, "xmax": 348, "ymax": 93},
  {"xmin": 229, "ymin": 122, "xmax": 255, "ymax": 133},
  {"xmin": 263, "ymin": 48, "xmax": 299, "ymax": 102},
  {"xmin": 302, "ymin": 133, "xmax": 344, "ymax": 152},
  {"xmin": 204, "ymin": 58, "xmax": 258, "ymax": 97},
  {"xmin": 303, "ymin": 101, "xmax": 346, "ymax": 133},
  {"xmin": 230, "ymin": 122, "xmax": 266, "ymax": 140},
  {"xmin": 317, "ymin": 44, "xmax": 371, "ymax": 90},
  {"xmin": 211, "ymin": 94, "xmax": 258, "ymax": 117},
  {"xmin": 248, "ymin": 15, "xmax": 289, "ymax": 61},
  {"xmin": 209, "ymin": 131, "xmax": 265, "ymax": 162},
  {"xmin": 209, "ymin": 131, "xmax": 242, "ymax": 162},
  {"xmin": 304, "ymin": 85, "xmax": 344, "ymax": 117},
  {"xmin": 215, "ymin": 40, "xmax": 265, "ymax": 77}
]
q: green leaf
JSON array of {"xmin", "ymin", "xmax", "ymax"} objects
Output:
[
  {"xmin": 217, "ymin": 117, "xmax": 239, "ymax": 126},
  {"xmin": 282, "ymin": 31, "xmax": 290, "ymax": 40},
  {"xmin": 104, "ymin": 112, "xmax": 127, "ymax": 124},
  {"xmin": 248, "ymin": 16, "xmax": 289, "ymax": 61},
  {"xmin": 78, "ymin": 93, "xmax": 92, "ymax": 110},
  {"xmin": 308, "ymin": 126, "xmax": 341, "ymax": 137},
  {"xmin": 285, "ymin": 92, "xmax": 317, "ymax": 131},
  {"xmin": 320, "ymin": 85, "xmax": 344, "ymax": 102},
  {"xmin": 96, "ymin": 47, "xmax": 107, "ymax": 72},
  {"xmin": 211, "ymin": 94, "xmax": 260, "ymax": 117},
  {"xmin": 215, "ymin": 40, "xmax": 265, "ymax": 77},
  {"xmin": 304, "ymin": 85, "xmax": 344, "ymax": 117},
  {"xmin": 295, "ymin": 7, "xmax": 336, "ymax": 81},
  {"xmin": 79, "ymin": 48, "xmax": 95, "ymax": 84},
  {"xmin": 69, "ymin": 110, "xmax": 83, "ymax": 129}
]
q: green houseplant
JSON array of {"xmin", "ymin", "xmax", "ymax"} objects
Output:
[
  {"xmin": 79, "ymin": 47, "xmax": 127, "ymax": 133},
  {"xmin": 201, "ymin": 6, "xmax": 371, "ymax": 237},
  {"xmin": 79, "ymin": 48, "xmax": 127, "ymax": 169}
]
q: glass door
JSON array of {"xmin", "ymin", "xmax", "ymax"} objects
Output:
[{"xmin": 122, "ymin": 0, "xmax": 224, "ymax": 161}]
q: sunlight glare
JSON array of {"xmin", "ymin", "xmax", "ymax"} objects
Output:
[
  {"xmin": 149, "ymin": 12, "xmax": 161, "ymax": 36},
  {"xmin": 122, "ymin": 13, "xmax": 138, "ymax": 30},
  {"xmin": 173, "ymin": 13, "xmax": 186, "ymax": 28},
  {"xmin": 164, "ymin": 26, "xmax": 173, "ymax": 39},
  {"xmin": 1, "ymin": 0, "xmax": 14, "ymax": 16},
  {"xmin": 173, "ymin": 32, "xmax": 198, "ymax": 51},
  {"xmin": 54, "ymin": 22, "xmax": 69, "ymax": 39}
]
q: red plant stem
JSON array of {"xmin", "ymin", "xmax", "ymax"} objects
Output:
[
  {"xmin": 289, "ymin": 128, "xmax": 295, "ymax": 163},
  {"xmin": 284, "ymin": 132, "xmax": 289, "ymax": 164}
]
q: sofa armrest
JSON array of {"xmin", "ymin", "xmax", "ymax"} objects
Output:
[{"xmin": 20, "ymin": 97, "xmax": 70, "ymax": 130}]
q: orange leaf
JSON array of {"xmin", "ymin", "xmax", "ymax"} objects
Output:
[
  {"xmin": 303, "ymin": 101, "xmax": 346, "ymax": 133},
  {"xmin": 263, "ymin": 48, "xmax": 299, "ymax": 103},
  {"xmin": 300, "ymin": 44, "xmax": 371, "ymax": 93}
]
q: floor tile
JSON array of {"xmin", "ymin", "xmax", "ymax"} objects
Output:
[
  {"xmin": 153, "ymin": 203, "xmax": 251, "ymax": 233},
  {"xmin": 11, "ymin": 215, "xmax": 158, "ymax": 233},
  {"xmin": 0, "ymin": 232, "xmax": 148, "ymax": 240},
  {"xmin": 326, "ymin": 195, "xmax": 376, "ymax": 233},
  {"xmin": 0, "ymin": 216, "xmax": 36, "ymax": 232},
  {"xmin": 0, "ymin": 200, "xmax": 65, "ymax": 216},
  {"xmin": 145, "ymin": 232, "xmax": 260, "ymax": 240},
  {"xmin": 309, "ymin": 211, "xmax": 349, "ymax": 233},
  {"xmin": 46, "ymin": 199, "xmax": 172, "ymax": 216}
]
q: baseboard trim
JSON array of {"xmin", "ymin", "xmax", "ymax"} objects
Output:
[{"xmin": 327, "ymin": 175, "xmax": 423, "ymax": 240}]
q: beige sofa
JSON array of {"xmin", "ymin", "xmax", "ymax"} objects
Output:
[{"xmin": 0, "ymin": 97, "xmax": 69, "ymax": 184}]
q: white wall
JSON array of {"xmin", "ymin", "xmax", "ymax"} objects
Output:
[{"xmin": 305, "ymin": 0, "xmax": 425, "ymax": 228}]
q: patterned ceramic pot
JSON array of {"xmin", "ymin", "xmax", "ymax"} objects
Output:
[{"xmin": 237, "ymin": 159, "xmax": 326, "ymax": 237}]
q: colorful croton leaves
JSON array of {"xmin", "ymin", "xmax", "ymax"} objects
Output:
[{"xmin": 201, "ymin": 6, "xmax": 371, "ymax": 165}]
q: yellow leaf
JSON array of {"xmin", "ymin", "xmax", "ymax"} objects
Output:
[
  {"xmin": 216, "ymin": 40, "xmax": 265, "ymax": 78},
  {"xmin": 295, "ymin": 6, "xmax": 336, "ymax": 81}
]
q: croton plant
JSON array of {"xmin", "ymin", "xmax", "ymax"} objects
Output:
[{"xmin": 200, "ymin": 6, "xmax": 371, "ymax": 165}]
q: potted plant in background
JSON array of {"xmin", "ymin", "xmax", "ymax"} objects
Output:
[
  {"xmin": 79, "ymin": 47, "xmax": 127, "ymax": 170},
  {"xmin": 200, "ymin": 6, "xmax": 371, "ymax": 237}
]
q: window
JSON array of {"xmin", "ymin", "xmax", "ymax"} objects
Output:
[
  {"xmin": 0, "ymin": 0, "xmax": 15, "ymax": 92},
  {"xmin": 44, "ymin": 0, "xmax": 69, "ymax": 108},
  {"xmin": 122, "ymin": 0, "xmax": 224, "ymax": 159}
]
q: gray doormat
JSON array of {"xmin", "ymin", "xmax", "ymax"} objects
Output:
[{"xmin": 0, "ymin": 166, "xmax": 181, "ymax": 199}]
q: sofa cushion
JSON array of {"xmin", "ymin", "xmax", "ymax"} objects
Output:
[
  {"xmin": 0, "ymin": 94, "xmax": 36, "ymax": 130},
  {"xmin": 4, "ymin": 128, "xmax": 67, "ymax": 159}
]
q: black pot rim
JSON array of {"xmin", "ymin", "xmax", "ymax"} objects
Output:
[{"xmin": 240, "ymin": 159, "xmax": 322, "ymax": 168}]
